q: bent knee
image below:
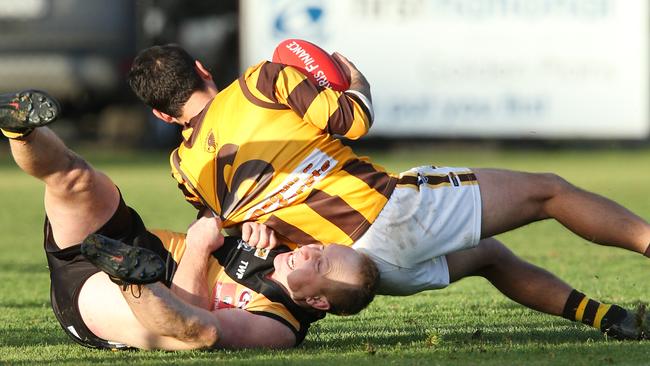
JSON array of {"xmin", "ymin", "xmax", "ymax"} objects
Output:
[
  {"xmin": 534, "ymin": 172, "xmax": 575, "ymax": 197},
  {"xmin": 478, "ymin": 238, "xmax": 511, "ymax": 263},
  {"xmin": 448, "ymin": 238, "xmax": 513, "ymax": 281},
  {"xmin": 46, "ymin": 154, "xmax": 97, "ymax": 195},
  {"xmin": 472, "ymin": 238, "xmax": 520, "ymax": 276},
  {"xmin": 185, "ymin": 324, "xmax": 219, "ymax": 349}
]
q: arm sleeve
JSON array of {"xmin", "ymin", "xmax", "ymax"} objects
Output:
[
  {"xmin": 170, "ymin": 152, "xmax": 206, "ymax": 211},
  {"xmin": 244, "ymin": 61, "xmax": 373, "ymax": 139}
]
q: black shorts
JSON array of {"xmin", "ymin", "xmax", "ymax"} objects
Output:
[{"xmin": 45, "ymin": 195, "xmax": 178, "ymax": 349}]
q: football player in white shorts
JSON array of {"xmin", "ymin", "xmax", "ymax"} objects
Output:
[{"xmin": 127, "ymin": 44, "xmax": 650, "ymax": 341}]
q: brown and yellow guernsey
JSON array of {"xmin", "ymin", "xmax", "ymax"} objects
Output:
[
  {"xmin": 151, "ymin": 230, "xmax": 323, "ymax": 344},
  {"xmin": 171, "ymin": 61, "xmax": 398, "ymax": 247}
]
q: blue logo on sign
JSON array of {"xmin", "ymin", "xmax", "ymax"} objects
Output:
[{"xmin": 273, "ymin": 0, "xmax": 325, "ymax": 41}]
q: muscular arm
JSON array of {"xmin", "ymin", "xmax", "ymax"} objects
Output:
[
  {"xmin": 170, "ymin": 212, "xmax": 223, "ymax": 309},
  {"xmin": 122, "ymin": 283, "xmax": 296, "ymax": 349}
]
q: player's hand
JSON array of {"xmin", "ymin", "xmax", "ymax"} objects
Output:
[
  {"xmin": 241, "ymin": 222, "xmax": 279, "ymax": 249},
  {"xmin": 331, "ymin": 52, "xmax": 372, "ymax": 102},
  {"xmin": 186, "ymin": 215, "xmax": 224, "ymax": 254},
  {"xmin": 331, "ymin": 52, "xmax": 355, "ymax": 84}
]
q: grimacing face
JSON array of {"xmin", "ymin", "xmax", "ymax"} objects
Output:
[{"xmin": 271, "ymin": 244, "xmax": 364, "ymax": 308}]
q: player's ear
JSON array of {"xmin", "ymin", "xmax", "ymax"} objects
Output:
[
  {"xmin": 152, "ymin": 109, "xmax": 175, "ymax": 124},
  {"xmin": 306, "ymin": 296, "xmax": 330, "ymax": 311},
  {"xmin": 194, "ymin": 60, "xmax": 213, "ymax": 81}
]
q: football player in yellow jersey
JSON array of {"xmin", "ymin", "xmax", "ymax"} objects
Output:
[
  {"xmin": 127, "ymin": 44, "xmax": 650, "ymax": 340},
  {"xmin": 0, "ymin": 90, "xmax": 378, "ymax": 350}
]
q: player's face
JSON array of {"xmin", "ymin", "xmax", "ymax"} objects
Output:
[{"xmin": 272, "ymin": 244, "xmax": 363, "ymax": 305}]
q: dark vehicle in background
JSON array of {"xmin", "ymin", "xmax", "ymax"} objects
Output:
[
  {"xmin": 0, "ymin": 0, "xmax": 137, "ymax": 110},
  {"xmin": 0, "ymin": 0, "xmax": 237, "ymax": 147}
]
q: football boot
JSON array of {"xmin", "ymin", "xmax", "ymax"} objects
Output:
[
  {"xmin": 81, "ymin": 234, "xmax": 165, "ymax": 288},
  {"xmin": 604, "ymin": 305, "xmax": 650, "ymax": 340},
  {"xmin": 0, "ymin": 90, "xmax": 60, "ymax": 133}
]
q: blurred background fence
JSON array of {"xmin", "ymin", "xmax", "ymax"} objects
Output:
[{"xmin": 0, "ymin": 0, "xmax": 647, "ymax": 149}]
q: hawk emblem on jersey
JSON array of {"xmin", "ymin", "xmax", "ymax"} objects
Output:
[
  {"xmin": 254, "ymin": 247, "xmax": 269, "ymax": 260},
  {"xmin": 204, "ymin": 130, "xmax": 216, "ymax": 153}
]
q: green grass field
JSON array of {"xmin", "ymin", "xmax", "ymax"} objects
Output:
[{"xmin": 1, "ymin": 145, "xmax": 650, "ymax": 365}]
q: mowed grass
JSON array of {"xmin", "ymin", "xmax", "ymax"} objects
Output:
[{"xmin": 1, "ymin": 144, "xmax": 650, "ymax": 365}]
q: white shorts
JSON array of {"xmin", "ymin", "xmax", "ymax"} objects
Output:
[{"xmin": 352, "ymin": 166, "xmax": 482, "ymax": 296}]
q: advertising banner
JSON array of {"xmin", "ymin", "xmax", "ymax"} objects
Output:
[{"xmin": 240, "ymin": 0, "xmax": 649, "ymax": 139}]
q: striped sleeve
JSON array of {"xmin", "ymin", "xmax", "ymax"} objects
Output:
[
  {"xmin": 176, "ymin": 182, "xmax": 204, "ymax": 210},
  {"xmin": 245, "ymin": 62, "xmax": 372, "ymax": 139},
  {"xmin": 170, "ymin": 150, "xmax": 205, "ymax": 210}
]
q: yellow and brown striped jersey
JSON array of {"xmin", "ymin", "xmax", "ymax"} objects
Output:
[
  {"xmin": 151, "ymin": 230, "xmax": 322, "ymax": 344},
  {"xmin": 171, "ymin": 61, "xmax": 398, "ymax": 247}
]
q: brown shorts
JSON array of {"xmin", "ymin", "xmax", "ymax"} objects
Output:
[{"xmin": 45, "ymin": 195, "xmax": 178, "ymax": 349}]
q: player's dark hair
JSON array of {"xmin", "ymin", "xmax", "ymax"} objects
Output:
[
  {"xmin": 127, "ymin": 44, "xmax": 207, "ymax": 118},
  {"xmin": 325, "ymin": 253, "xmax": 380, "ymax": 316}
]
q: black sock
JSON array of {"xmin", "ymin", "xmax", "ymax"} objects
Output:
[{"xmin": 562, "ymin": 290, "xmax": 628, "ymax": 331}]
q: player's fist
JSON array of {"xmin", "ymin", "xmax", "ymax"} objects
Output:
[
  {"xmin": 186, "ymin": 215, "xmax": 224, "ymax": 254},
  {"xmin": 330, "ymin": 52, "xmax": 355, "ymax": 84},
  {"xmin": 242, "ymin": 222, "xmax": 279, "ymax": 249}
]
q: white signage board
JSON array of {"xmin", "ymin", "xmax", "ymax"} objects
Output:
[{"xmin": 240, "ymin": 0, "xmax": 649, "ymax": 139}]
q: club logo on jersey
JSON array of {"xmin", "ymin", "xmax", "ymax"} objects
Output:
[
  {"xmin": 204, "ymin": 130, "xmax": 217, "ymax": 153},
  {"xmin": 254, "ymin": 247, "xmax": 269, "ymax": 260}
]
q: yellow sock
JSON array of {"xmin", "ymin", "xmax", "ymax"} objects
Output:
[
  {"xmin": 1, "ymin": 128, "xmax": 31, "ymax": 140},
  {"xmin": 562, "ymin": 290, "xmax": 627, "ymax": 331}
]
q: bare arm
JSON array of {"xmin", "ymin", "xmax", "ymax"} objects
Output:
[
  {"xmin": 122, "ymin": 283, "xmax": 296, "ymax": 349},
  {"xmin": 170, "ymin": 212, "xmax": 224, "ymax": 309}
]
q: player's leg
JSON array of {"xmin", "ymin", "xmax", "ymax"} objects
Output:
[
  {"xmin": 79, "ymin": 235, "xmax": 217, "ymax": 349},
  {"xmin": 78, "ymin": 273, "xmax": 215, "ymax": 350},
  {"xmin": 2, "ymin": 92, "xmax": 207, "ymax": 349},
  {"xmin": 447, "ymin": 237, "xmax": 572, "ymax": 315},
  {"xmin": 446, "ymin": 238, "xmax": 647, "ymax": 340},
  {"xmin": 2, "ymin": 93, "xmax": 119, "ymax": 248},
  {"xmin": 474, "ymin": 168, "xmax": 650, "ymax": 254}
]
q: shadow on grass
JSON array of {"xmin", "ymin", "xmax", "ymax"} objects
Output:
[
  {"xmin": 440, "ymin": 324, "xmax": 600, "ymax": 345},
  {"xmin": 1, "ymin": 328, "xmax": 72, "ymax": 347},
  {"xmin": 35, "ymin": 337, "xmax": 650, "ymax": 365},
  {"xmin": 2, "ymin": 322, "xmax": 647, "ymax": 366},
  {"xmin": 303, "ymin": 319, "xmax": 608, "ymax": 350},
  {"xmin": 0, "ymin": 300, "xmax": 49, "ymax": 308},
  {"xmin": 0, "ymin": 261, "xmax": 48, "ymax": 273}
]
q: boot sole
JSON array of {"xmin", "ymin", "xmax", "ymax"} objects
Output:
[
  {"xmin": 81, "ymin": 234, "xmax": 165, "ymax": 285},
  {"xmin": 0, "ymin": 90, "xmax": 60, "ymax": 131}
]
